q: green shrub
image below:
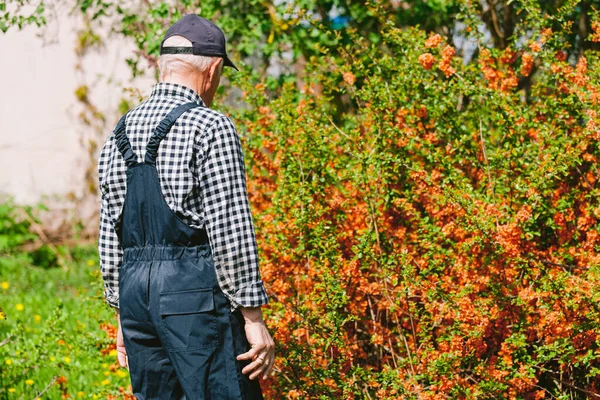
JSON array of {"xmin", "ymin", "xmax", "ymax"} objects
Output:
[{"xmin": 0, "ymin": 201, "xmax": 129, "ymax": 398}]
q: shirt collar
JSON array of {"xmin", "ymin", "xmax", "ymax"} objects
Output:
[{"xmin": 150, "ymin": 82, "xmax": 205, "ymax": 107}]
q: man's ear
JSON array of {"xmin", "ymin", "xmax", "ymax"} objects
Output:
[{"xmin": 204, "ymin": 57, "xmax": 223, "ymax": 92}]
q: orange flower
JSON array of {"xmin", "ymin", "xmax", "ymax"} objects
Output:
[
  {"xmin": 527, "ymin": 127, "xmax": 539, "ymax": 141},
  {"xmin": 520, "ymin": 52, "xmax": 534, "ymax": 76},
  {"xmin": 516, "ymin": 205, "xmax": 532, "ymax": 223},
  {"xmin": 418, "ymin": 53, "xmax": 435, "ymax": 70},
  {"xmin": 441, "ymin": 45, "xmax": 455, "ymax": 59},
  {"xmin": 574, "ymin": 56, "xmax": 588, "ymax": 86},
  {"xmin": 438, "ymin": 45, "xmax": 455, "ymax": 77},
  {"xmin": 499, "ymin": 48, "xmax": 517, "ymax": 64},
  {"xmin": 555, "ymin": 51, "xmax": 567, "ymax": 61},
  {"xmin": 425, "ymin": 33, "xmax": 443, "ymax": 48},
  {"xmin": 529, "ymin": 41, "xmax": 542, "ymax": 53},
  {"xmin": 538, "ymin": 28, "xmax": 553, "ymax": 45},
  {"xmin": 342, "ymin": 71, "xmax": 356, "ymax": 86},
  {"xmin": 479, "ymin": 48, "xmax": 501, "ymax": 89},
  {"xmin": 500, "ymin": 74, "xmax": 518, "ymax": 91},
  {"xmin": 591, "ymin": 21, "xmax": 600, "ymax": 42}
]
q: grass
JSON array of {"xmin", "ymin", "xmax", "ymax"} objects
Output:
[{"xmin": 0, "ymin": 244, "xmax": 132, "ymax": 399}]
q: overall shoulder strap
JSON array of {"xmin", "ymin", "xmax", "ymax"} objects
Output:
[
  {"xmin": 144, "ymin": 102, "xmax": 202, "ymax": 166},
  {"xmin": 113, "ymin": 112, "xmax": 139, "ymax": 168}
]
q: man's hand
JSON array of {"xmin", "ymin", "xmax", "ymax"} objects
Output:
[
  {"xmin": 236, "ymin": 306, "xmax": 275, "ymax": 380},
  {"xmin": 116, "ymin": 309, "xmax": 128, "ymax": 369}
]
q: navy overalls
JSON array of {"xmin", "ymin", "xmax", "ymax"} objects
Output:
[{"xmin": 112, "ymin": 102, "xmax": 264, "ymax": 400}]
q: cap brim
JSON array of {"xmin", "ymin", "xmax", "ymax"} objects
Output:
[{"xmin": 223, "ymin": 56, "xmax": 239, "ymax": 71}]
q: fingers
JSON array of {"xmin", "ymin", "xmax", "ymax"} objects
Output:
[
  {"xmin": 118, "ymin": 353, "xmax": 127, "ymax": 367},
  {"xmin": 236, "ymin": 344, "xmax": 262, "ymax": 361},
  {"xmin": 240, "ymin": 345, "xmax": 266, "ymax": 374},
  {"xmin": 248, "ymin": 355, "xmax": 270, "ymax": 380},
  {"xmin": 116, "ymin": 320, "xmax": 128, "ymax": 370},
  {"xmin": 253, "ymin": 348, "xmax": 275, "ymax": 380},
  {"xmin": 117, "ymin": 342, "xmax": 128, "ymax": 369},
  {"xmin": 261, "ymin": 339, "xmax": 276, "ymax": 379},
  {"xmin": 240, "ymin": 339, "xmax": 276, "ymax": 380},
  {"xmin": 262, "ymin": 352, "xmax": 275, "ymax": 379}
]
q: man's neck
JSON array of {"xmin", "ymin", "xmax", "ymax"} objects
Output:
[{"xmin": 163, "ymin": 73, "xmax": 210, "ymax": 106}]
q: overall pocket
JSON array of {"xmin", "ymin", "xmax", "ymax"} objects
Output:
[{"xmin": 159, "ymin": 288, "xmax": 218, "ymax": 351}]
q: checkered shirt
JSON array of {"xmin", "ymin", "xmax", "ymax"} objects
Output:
[{"xmin": 97, "ymin": 82, "xmax": 269, "ymax": 312}]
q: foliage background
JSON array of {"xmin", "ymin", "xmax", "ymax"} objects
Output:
[
  {"xmin": 0, "ymin": 201, "xmax": 131, "ymax": 398},
  {"xmin": 2, "ymin": 0, "xmax": 600, "ymax": 398}
]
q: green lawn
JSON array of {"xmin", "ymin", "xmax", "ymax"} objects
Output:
[{"xmin": 0, "ymin": 244, "xmax": 132, "ymax": 399}]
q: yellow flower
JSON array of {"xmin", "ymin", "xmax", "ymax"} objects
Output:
[
  {"xmin": 1, "ymin": 282, "xmax": 8, "ymax": 289},
  {"xmin": 87, "ymin": 259, "xmax": 95, "ymax": 266},
  {"xmin": 104, "ymin": 371, "xmax": 110, "ymax": 376},
  {"xmin": 64, "ymin": 356, "xmax": 71, "ymax": 363},
  {"xmin": 78, "ymin": 392, "xmax": 85, "ymax": 397},
  {"xmin": 15, "ymin": 304, "xmax": 24, "ymax": 311},
  {"xmin": 25, "ymin": 379, "xmax": 34, "ymax": 385},
  {"xmin": 50, "ymin": 356, "xmax": 56, "ymax": 361},
  {"xmin": 101, "ymin": 362, "xmax": 108, "ymax": 368},
  {"xmin": 34, "ymin": 314, "xmax": 41, "ymax": 322},
  {"xmin": 101, "ymin": 379, "xmax": 110, "ymax": 385},
  {"xmin": 109, "ymin": 349, "xmax": 117, "ymax": 357},
  {"xmin": 5, "ymin": 359, "xmax": 11, "ymax": 365},
  {"xmin": 117, "ymin": 370, "xmax": 128, "ymax": 378},
  {"xmin": 8, "ymin": 388, "xmax": 15, "ymax": 393}
]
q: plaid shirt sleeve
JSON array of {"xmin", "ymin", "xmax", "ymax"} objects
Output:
[
  {"xmin": 199, "ymin": 115, "xmax": 269, "ymax": 310},
  {"xmin": 97, "ymin": 133, "xmax": 122, "ymax": 310}
]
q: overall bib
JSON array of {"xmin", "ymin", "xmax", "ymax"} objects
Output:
[{"xmin": 112, "ymin": 102, "xmax": 264, "ymax": 400}]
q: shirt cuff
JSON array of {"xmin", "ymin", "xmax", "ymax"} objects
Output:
[
  {"xmin": 231, "ymin": 281, "xmax": 269, "ymax": 309},
  {"xmin": 104, "ymin": 289, "xmax": 120, "ymax": 309}
]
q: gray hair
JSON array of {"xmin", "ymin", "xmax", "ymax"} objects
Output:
[{"xmin": 158, "ymin": 35, "xmax": 223, "ymax": 81}]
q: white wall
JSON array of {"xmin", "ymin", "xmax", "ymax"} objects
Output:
[{"xmin": 0, "ymin": 8, "xmax": 153, "ymax": 205}]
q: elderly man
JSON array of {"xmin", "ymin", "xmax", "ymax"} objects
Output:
[{"xmin": 97, "ymin": 14, "xmax": 274, "ymax": 399}]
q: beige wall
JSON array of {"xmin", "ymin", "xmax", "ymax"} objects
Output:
[{"xmin": 0, "ymin": 9, "xmax": 153, "ymax": 205}]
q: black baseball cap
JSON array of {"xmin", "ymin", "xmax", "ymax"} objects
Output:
[{"xmin": 160, "ymin": 14, "xmax": 238, "ymax": 71}]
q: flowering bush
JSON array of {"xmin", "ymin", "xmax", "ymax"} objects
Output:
[{"xmin": 224, "ymin": 6, "xmax": 600, "ymax": 399}]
